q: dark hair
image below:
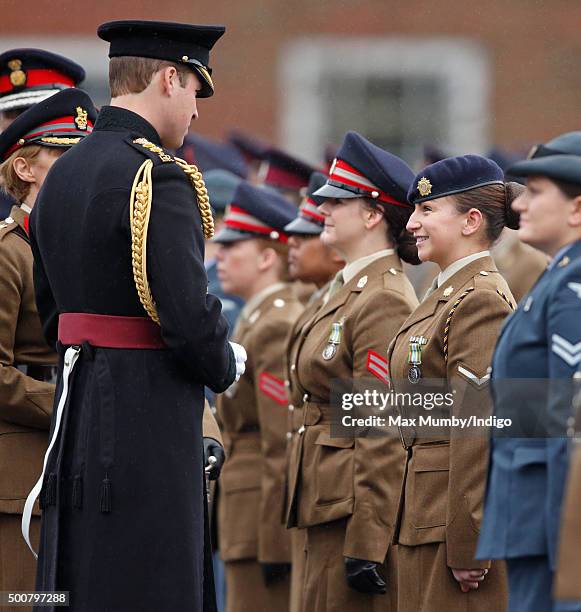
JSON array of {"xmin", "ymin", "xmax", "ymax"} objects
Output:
[
  {"xmin": 109, "ymin": 57, "xmax": 190, "ymax": 97},
  {"xmin": 363, "ymin": 199, "xmax": 421, "ymax": 265},
  {"xmin": 552, "ymin": 179, "xmax": 581, "ymax": 200},
  {"xmin": 452, "ymin": 182, "xmax": 522, "ymax": 243}
]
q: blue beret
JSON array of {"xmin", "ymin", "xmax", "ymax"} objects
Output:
[
  {"xmin": 314, "ymin": 131, "xmax": 414, "ymax": 208},
  {"xmin": 0, "ymin": 48, "xmax": 85, "ymax": 112},
  {"xmin": 508, "ymin": 132, "xmax": 581, "ymax": 185},
  {"xmin": 0, "ymin": 88, "xmax": 96, "ymax": 161},
  {"xmin": 284, "ymin": 171, "xmax": 328, "ymax": 235},
  {"xmin": 97, "ymin": 20, "xmax": 224, "ymax": 98},
  {"xmin": 408, "ymin": 154, "xmax": 504, "ymax": 205},
  {"xmin": 213, "ymin": 182, "xmax": 297, "ymax": 243}
]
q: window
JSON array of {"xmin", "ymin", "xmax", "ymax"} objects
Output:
[{"xmin": 279, "ymin": 37, "xmax": 490, "ymax": 166}]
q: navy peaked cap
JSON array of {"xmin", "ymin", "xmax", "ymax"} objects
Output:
[
  {"xmin": 408, "ymin": 154, "xmax": 504, "ymax": 205},
  {"xmin": 178, "ymin": 133, "xmax": 247, "ymax": 178},
  {"xmin": 0, "ymin": 88, "xmax": 96, "ymax": 161},
  {"xmin": 213, "ymin": 181, "xmax": 298, "ymax": 243},
  {"xmin": 228, "ymin": 130, "xmax": 269, "ymax": 163},
  {"xmin": 285, "ymin": 171, "xmax": 327, "ymax": 235},
  {"xmin": 508, "ymin": 132, "xmax": 581, "ymax": 185},
  {"xmin": 261, "ymin": 147, "xmax": 316, "ymax": 191},
  {"xmin": 0, "ymin": 48, "xmax": 85, "ymax": 112},
  {"xmin": 97, "ymin": 20, "xmax": 225, "ymax": 98},
  {"xmin": 314, "ymin": 131, "xmax": 414, "ymax": 208}
]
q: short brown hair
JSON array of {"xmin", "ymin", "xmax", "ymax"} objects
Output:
[
  {"xmin": 109, "ymin": 57, "xmax": 192, "ymax": 97},
  {"xmin": 0, "ymin": 145, "xmax": 52, "ymax": 203},
  {"xmin": 256, "ymin": 238, "xmax": 290, "ymax": 281}
]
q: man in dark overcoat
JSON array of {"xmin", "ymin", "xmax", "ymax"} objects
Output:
[{"xmin": 26, "ymin": 20, "xmax": 245, "ymax": 611}]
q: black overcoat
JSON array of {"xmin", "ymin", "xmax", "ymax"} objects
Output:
[{"xmin": 29, "ymin": 106, "xmax": 235, "ymax": 611}]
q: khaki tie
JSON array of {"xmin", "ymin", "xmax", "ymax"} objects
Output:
[
  {"xmin": 323, "ymin": 270, "xmax": 344, "ymax": 305},
  {"xmin": 422, "ymin": 275, "xmax": 439, "ymax": 301}
]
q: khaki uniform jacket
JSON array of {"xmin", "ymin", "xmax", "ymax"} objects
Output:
[
  {"xmin": 218, "ymin": 283, "xmax": 303, "ymax": 563},
  {"xmin": 286, "ymin": 254, "xmax": 418, "ymax": 564},
  {"xmin": 283, "ymin": 284, "xmax": 329, "ymax": 515},
  {"xmin": 387, "ymin": 256, "xmax": 513, "ymax": 569},
  {"xmin": 0, "ymin": 206, "xmax": 57, "ymax": 517}
]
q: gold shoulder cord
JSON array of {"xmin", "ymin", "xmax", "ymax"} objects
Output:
[
  {"xmin": 173, "ymin": 156, "xmax": 215, "ymax": 239},
  {"xmin": 443, "ymin": 288, "xmax": 475, "ymax": 363},
  {"xmin": 130, "ymin": 159, "xmax": 160, "ymax": 324},
  {"xmin": 129, "ymin": 143, "xmax": 215, "ymax": 324}
]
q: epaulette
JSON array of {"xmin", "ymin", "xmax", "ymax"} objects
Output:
[{"xmin": 127, "ymin": 137, "xmax": 174, "ymax": 163}]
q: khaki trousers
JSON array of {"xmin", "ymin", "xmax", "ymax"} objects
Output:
[
  {"xmin": 289, "ymin": 527, "xmax": 307, "ymax": 612},
  {"xmin": 397, "ymin": 542, "xmax": 508, "ymax": 612},
  {"xmin": 225, "ymin": 558, "xmax": 289, "ymax": 612},
  {"xmin": 0, "ymin": 514, "xmax": 40, "ymax": 612},
  {"xmin": 302, "ymin": 519, "xmax": 397, "ymax": 612}
]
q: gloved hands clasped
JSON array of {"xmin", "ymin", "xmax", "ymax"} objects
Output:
[{"xmin": 344, "ymin": 557, "xmax": 386, "ymax": 594}]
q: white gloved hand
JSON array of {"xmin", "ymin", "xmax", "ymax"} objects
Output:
[{"xmin": 229, "ymin": 341, "xmax": 247, "ymax": 382}]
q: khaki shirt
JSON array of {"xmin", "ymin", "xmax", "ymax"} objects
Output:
[
  {"xmin": 387, "ymin": 255, "xmax": 513, "ymax": 569},
  {"xmin": 286, "ymin": 253, "xmax": 418, "ymax": 563},
  {"xmin": 217, "ymin": 283, "xmax": 303, "ymax": 563},
  {"xmin": 0, "ymin": 206, "xmax": 57, "ymax": 516}
]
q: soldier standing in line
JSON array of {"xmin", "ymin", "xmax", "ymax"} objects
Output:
[
  {"xmin": 388, "ymin": 155, "xmax": 517, "ymax": 612},
  {"xmin": 477, "ymin": 134, "xmax": 581, "ymax": 612},
  {"xmin": 282, "ymin": 170, "xmax": 344, "ymax": 612},
  {"xmin": 0, "ymin": 88, "xmax": 95, "ymax": 611},
  {"xmin": 0, "ymin": 49, "xmax": 86, "ymax": 219},
  {"xmin": 214, "ymin": 182, "xmax": 303, "ymax": 612},
  {"xmin": 26, "ymin": 20, "xmax": 246, "ymax": 611},
  {"xmin": 285, "ymin": 131, "xmax": 419, "ymax": 612}
]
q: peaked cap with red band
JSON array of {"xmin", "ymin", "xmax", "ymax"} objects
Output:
[
  {"xmin": 314, "ymin": 131, "xmax": 414, "ymax": 209},
  {"xmin": 98, "ymin": 20, "xmax": 224, "ymax": 99},
  {"xmin": 284, "ymin": 171, "xmax": 328, "ymax": 235},
  {"xmin": 0, "ymin": 88, "xmax": 96, "ymax": 162},
  {"xmin": 260, "ymin": 147, "xmax": 317, "ymax": 192},
  {"xmin": 213, "ymin": 181, "xmax": 297, "ymax": 244},
  {"xmin": 0, "ymin": 48, "xmax": 85, "ymax": 113},
  {"xmin": 228, "ymin": 129, "xmax": 269, "ymax": 164}
]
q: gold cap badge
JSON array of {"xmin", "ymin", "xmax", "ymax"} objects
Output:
[
  {"xmin": 417, "ymin": 177, "xmax": 432, "ymax": 197},
  {"xmin": 74, "ymin": 107, "xmax": 88, "ymax": 130},
  {"xmin": 8, "ymin": 59, "xmax": 26, "ymax": 88}
]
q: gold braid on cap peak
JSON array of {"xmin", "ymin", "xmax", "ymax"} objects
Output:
[
  {"xmin": 130, "ymin": 159, "xmax": 159, "ymax": 324},
  {"xmin": 173, "ymin": 156, "xmax": 215, "ymax": 240}
]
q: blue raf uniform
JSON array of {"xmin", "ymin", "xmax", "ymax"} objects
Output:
[{"xmin": 477, "ymin": 132, "xmax": 581, "ymax": 612}]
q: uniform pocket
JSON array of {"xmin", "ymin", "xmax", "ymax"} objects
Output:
[
  {"xmin": 314, "ymin": 431, "xmax": 355, "ymax": 506},
  {"xmin": 410, "ymin": 444, "xmax": 449, "ymax": 529}
]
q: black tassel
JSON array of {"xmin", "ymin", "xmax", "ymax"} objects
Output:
[
  {"xmin": 72, "ymin": 474, "xmax": 83, "ymax": 509},
  {"xmin": 44, "ymin": 473, "xmax": 57, "ymax": 507},
  {"xmin": 99, "ymin": 477, "xmax": 111, "ymax": 513}
]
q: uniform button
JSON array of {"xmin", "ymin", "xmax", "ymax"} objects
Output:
[
  {"xmin": 285, "ymin": 379, "xmax": 290, "ymax": 387},
  {"xmin": 290, "ymin": 364, "xmax": 296, "ymax": 372},
  {"xmin": 567, "ymin": 416, "xmax": 575, "ymax": 428},
  {"xmin": 479, "ymin": 271, "xmax": 489, "ymax": 276},
  {"xmin": 298, "ymin": 425, "xmax": 305, "ymax": 434},
  {"xmin": 286, "ymin": 432, "xmax": 292, "ymax": 440},
  {"xmin": 288, "ymin": 404, "xmax": 294, "ymax": 412},
  {"xmin": 302, "ymin": 393, "xmax": 309, "ymax": 403}
]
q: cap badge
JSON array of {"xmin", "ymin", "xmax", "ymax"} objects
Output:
[
  {"xmin": 8, "ymin": 59, "xmax": 26, "ymax": 88},
  {"xmin": 417, "ymin": 177, "xmax": 432, "ymax": 197},
  {"xmin": 75, "ymin": 107, "xmax": 88, "ymax": 130}
]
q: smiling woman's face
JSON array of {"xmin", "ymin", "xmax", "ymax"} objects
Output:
[{"xmin": 406, "ymin": 196, "xmax": 467, "ymax": 268}]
